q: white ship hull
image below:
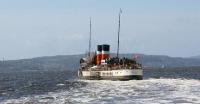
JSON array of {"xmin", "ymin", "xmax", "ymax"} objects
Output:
[{"xmin": 78, "ymin": 69, "xmax": 143, "ymax": 80}]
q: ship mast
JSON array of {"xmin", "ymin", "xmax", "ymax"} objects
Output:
[
  {"xmin": 117, "ymin": 9, "xmax": 122, "ymax": 58},
  {"xmin": 88, "ymin": 18, "xmax": 92, "ymax": 58}
]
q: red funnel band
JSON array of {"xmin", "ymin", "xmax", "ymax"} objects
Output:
[
  {"xmin": 102, "ymin": 54, "xmax": 109, "ymax": 60},
  {"xmin": 96, "ymin": 51, "xmax": 102, "ymax": 65},
  {"xmin": 102, "ymin": 51, "xmax": 109, "ymax": 60}
]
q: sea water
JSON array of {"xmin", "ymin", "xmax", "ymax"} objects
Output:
[{"xmin": 0, "ymin": 68, "xmax": 200, "ymax": 104}]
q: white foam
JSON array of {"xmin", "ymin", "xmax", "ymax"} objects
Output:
[
  {"xmin": 1, "ymin": 78, "xmax": 200, "ymax": 104},
  {"xmin": 56, "ymin": 83, "xmax": 65, "ymax": 86}
]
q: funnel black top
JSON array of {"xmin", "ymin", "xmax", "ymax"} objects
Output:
[
  {"xmin": 102, "ymin": 44, "xmax": 110, "ymax": 51},
  {"xmin": 97, "ymin": 45, "xmax": 102, "ymax": 51}
]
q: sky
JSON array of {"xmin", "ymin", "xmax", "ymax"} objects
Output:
[{"xmin": 0, "ymin": 0, "xmax": 200, "ymax": 60}]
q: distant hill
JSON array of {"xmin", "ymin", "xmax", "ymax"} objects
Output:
[
  {"xmin": 115, "ymin": 54, "xmax": 200, "ymax": 67},
  {"xmin": 136, "ymin": 54, "xmax": 200, "ymax": 68},
  {"xmin": 0, "ymin": 54, "xmax": 200, "ymax": 72},
  {"xmin": 0, "ymin": 55, "xmax": 84, "ymax": 72},
  {"xmin": 190, "ymin": 55, "xmax": 200, "ymax": 59}
]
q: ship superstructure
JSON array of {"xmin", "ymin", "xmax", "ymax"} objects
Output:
[{"xmin": 78, "ymin": 10, "xmax": 143, "ymax": 80}]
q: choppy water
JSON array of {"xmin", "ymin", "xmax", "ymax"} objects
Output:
[{"xmin": 0, "ymin": 68, "xmax": 200, "ymax": 104}]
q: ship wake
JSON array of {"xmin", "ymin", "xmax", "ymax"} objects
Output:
[{"xmin": 2, "ymin": 78, "xmax": 200, "ymax": 104}]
